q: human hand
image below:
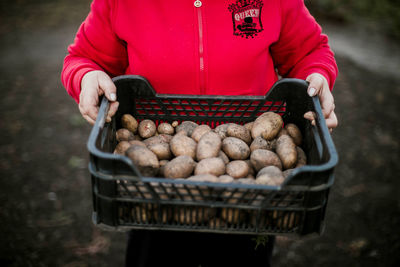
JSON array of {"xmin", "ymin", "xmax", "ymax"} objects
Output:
[
  {"xmin": 304, "ymin": 73, "xmax": 338, "ymax": 132},
  {"xmin": 79, "ymin": 70, "xmax": 119, "ymax": 124}
]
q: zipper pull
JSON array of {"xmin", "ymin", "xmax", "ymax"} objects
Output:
[{"xmin": 194, "ymin": 0, "xmax": 202, "ymax": 8}]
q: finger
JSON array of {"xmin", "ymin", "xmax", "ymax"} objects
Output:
[
  {"xmin": 106, "ymin": 101, "xmax": 120, "ymax": 122},
  {"xmin": 320, "ymin": 93, "xmax": 335, "ymax": 119},
  {"xmin": 325, "ymin": 112, "xmax": 338, "ymax": 130},
  {"xmin": 82, "ymin": 114, "xmax": 96, "ymax": 125},
  {"xmin": 321, "ymin": 101, "xmax": 335, "ymax": 119},
  {"xmin": 79, "ymin": 103, "xmax": 99, "ymax": 123},
  {"xmin": 97, "ymin": 73, "xmax": 117, "ymax": 102},
  {"xmin": 304, "ymin": 111, "xmax": 315, "ymax": 121},
  {"xmin": 306, "ymin": 74, "xmax": 324, "ymax": 97}
]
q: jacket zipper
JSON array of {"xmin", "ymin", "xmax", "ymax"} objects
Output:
[{"xmin": 195, "ymin": 0, "xmax": 205, "ymax": 94}]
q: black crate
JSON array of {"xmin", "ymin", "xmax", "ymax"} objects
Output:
[{"xmin": 87, "ymin": 75, "xmax": 338, "ymax": 236}]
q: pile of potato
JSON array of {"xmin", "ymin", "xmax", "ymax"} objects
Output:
[{"xmin": 113, "ymin": 112, "xmax": 307, "ymax": 186}]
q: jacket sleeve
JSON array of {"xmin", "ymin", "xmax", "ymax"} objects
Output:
[
  {"xmin": 61, "ymin": 0, "xmax": 128, "ymax": 103},
  {"xmin": 271, "ymin": 0, "xmax": 338, "ymax": 90}
]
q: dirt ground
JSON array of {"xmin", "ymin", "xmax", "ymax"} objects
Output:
[{"xmin": 0, "ymin": 1, "xmax": 399, "ymax": 266}]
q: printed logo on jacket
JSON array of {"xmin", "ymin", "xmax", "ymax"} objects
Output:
[{"xmin": 228, "ymin": 0, "xmax": 264, "ymax": 39}]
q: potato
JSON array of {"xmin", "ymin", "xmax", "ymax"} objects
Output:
[
  {"xmin": 171, "ymin": 121, "xmax": 179, "ymax": 127},
  {"xmin": 128, "ymin": 140, "xmax": 146, "ymax": 147},
  {"xmin": 226, "ymin": 124, "xmax": 252, "ymax": 145},
  {"xmin": 276, "ymin": 128, "xmax": 288, "ymax": 138},
  {"xmin": 250, "ymin": 136, "xmax": 276, "ymax": 152},
  {"xmin": 187, "ymin": 174, "xmax": 219, "ymax": 183},
  {"xmin": 244, "ymin": 121, "xmax": 254, "ymax": 131},
  {"xmin": 148, "ymin": 142, "xmax": 172, "ymax": 160},
  {"xmin": 276, "ymin": 135, "xmax": 297, "ymax": 170},
  {"xmin": 191, "ymin": 124, "xmax": 212, "ymax": 142},
  {"xmin": 157, "ymin": 122, "xmax": 174, "ymax": 135},
  {"xmin": 170, "ymin": 134, "xmax": 197, "ymax": 159},
  {"xmin": 222, "ymin": 137, "xmax": 250, "ymax": 160},
  {"xmin": 176, "ymin": 121, "xmax": 199, "ymax": 136},
  {"xmin": 255, "ymin": 166, "xmax": 285, "ymax": 186},
  {"xmin": 196, "ymin": 131, "xmax": 221, "ymax": 161},
  {"xmin": 113, "ymin": 141, "xmax": 131, "ymax": 155},
  {"xmin": 214, "ymin": 123, "xmax": 234, "ymax": 140},
  {"xmin": 218, "ymin": 150, "xmax": 230, "ymax": 165},
  {"xmin": 218, "ymin": 175, "xmax": 235, "ymax": 183},
  {"xmin": 195, "ymin": 157, "xmax": 225, "ymax": 176},
  {"xmin": 285, "ymin": 123, "xmax": 302, "ymax": 146},
  {"xmin": 138, "ymin": 119, "xmax": 157, "ymax": 138},
  {"xmin": 125, "ymin": 145, "xmax": 159, "ymax": 177},
  {"xmin": 246, "ymin": 174, "xmax": 255, "ymax": 179},
  {"xmin": 250, "ymin": 149, "xmax": 282, "ymax": 171},
  {"xmin": 296, "ymin": 146, "xmax": 307, "ymax": 167},
  {"xmin": 244, "ymin": 160, "xmax": 256, "ymax": 176},
  {"xmin": 226, "ymin": 160, "xmax": 249, "ymax": 179},
  {"xmin": 164, "ymin": 155, "xmax": 195, "ymax": 179},
  {"xmin": 143, "ymin": 134, "xmax": 173, "ymax": 146},
  {"xmin": 121, "ymin": 114, "xmax": 138, "ymax": 134},
  {"xmin": 116, "ymin": 128, "xmax": 134, "ymax": 142},
  {"xmin": 158, "ymin": 160, "xmax": 169, "ymax": 177},
  {"xmin": 251, "ymin": 112, "xmax": 283, "ymax": 140}
]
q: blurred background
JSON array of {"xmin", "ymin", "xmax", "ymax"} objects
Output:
[{"xmin": 0, "ymin": 0, "xmax": 399, "ymax": 266}]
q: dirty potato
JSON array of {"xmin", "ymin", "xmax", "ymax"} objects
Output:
[
  {"xmin": 255, "ymin": 166, "xmax": 285, "ymax": 186},
  {"xmin": 244, "ymin": 121, "xmax": 254, "ymax": 131},
  {"xmin": 196, "ymin": 131, "xmax": 222, "ymax": 161},
  {"xmin": 251, "ymin": 112, "xmax": 283, "ymax": 140},
  {"xmin": 148, "ymin": 142, "xmax": 172, "ymax": 160},
  {"xmin": 250, "ymin": 149, "xmax": 282, "ymax": 171},
  {"xmin": 187, "ymin": 174, "xmax": 219, "ymax": 183},
  {"xmin": 143, "ymin": 134, "xmax": 173, "ymax": 146},
  {"xmin": 295, "ymin": 146, "xmax": 307, "ymax": 167},
  {"xmin": 226, "ymin": 160, "xmax": 249, "ymax": 179},
  {"xmin": 121, "ymin": 114, "xmax": 138, "ymax": 134},
  {"xmin": 285, "ymin": 123, "xmax": 302, "ymax": 146},
  {"xmin": 164, "ymin": 155, "xmax": 195, "ymax": 179},
  {"xmin": 191, "ymin": 124, "xmax": 212, "ymax": 142},
  {"xmin": 128, "ymin": 140, "xmax": 146, "ymax": 147},
  {"xmin": 250, "ymin": 136, "xmax": 276, "ymax": 152},
  {"xmin": 157, "ymin": 122, "xmax": 174, "ymax": 135},
  {"xmin": 125, "ymin": 145, "xmax": 159, "ymax": 177},
  {"xmin": 214, "ymin": 123, "xmax": 235, "ymax": 140},
  {"xmin": 227, "ymin": 124, "xmax": 252, "ymax": 145},
  {"xmin": 222, "ymin": 137, "xmax": 250, "ymax": 160},
  {"xmin": 114, "ymin": 141, "xmax": 132, "ymax": 155},
  {"xmin": 116, "ymin": 128, "xmax": 135, "ymax": 142},
  {"xmin": 158, "ymin": 160, "xmax": 169, "ymax": 177},
  {"xmin": 276, "ymin": 135, "xmax": 297, "ymax": 170},
  {"xmin": 138, "ymin": 119, "xmax": 157, "ymax": 139},
  {"xmin": 218, "ymin": 175, "xmax": 235, "ymax": 183},
  {"xmin": 176, "ymin": 121, "xmax": 199, "ymax": 136},
  {"xmin": 218, "ymin": 150, "xmax": 230, "ymax": 165},
  {"xmin": 170, "ymin": 134, "xmax": 197, "ymax": 159},
  {"xmin": 195, "ymin": 157, "xmax": 226, "ymax": 177}
]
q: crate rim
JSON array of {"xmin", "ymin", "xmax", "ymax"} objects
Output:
[{"xmin": 87, "ymin": 75, "xmax": 338, "ymax": 187}]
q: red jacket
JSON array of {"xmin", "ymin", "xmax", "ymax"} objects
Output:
[{"xmin": 62, "ymin": 0, "xmax": 338, "ymax": 103}]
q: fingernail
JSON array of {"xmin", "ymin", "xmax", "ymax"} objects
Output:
[
  {"xmin": 308, "ymin": 87, "xmax": 316, "ymax": 97},
  {"xmin": 110, "ymin": 93, "xmax": 116, "ymax": 101}
]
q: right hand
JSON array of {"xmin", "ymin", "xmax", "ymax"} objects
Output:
[{"xmin": 79, "ymin": 70, "xmax": 119, "ymax": 124}]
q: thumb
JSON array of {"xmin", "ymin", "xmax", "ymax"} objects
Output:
[
  {"xmin": 97, "ymin": 72, "xmax": 117, "ymax": 102},
  {"xmin": 306, "ymin": 73, "xmax": 326, "ymax": 97}
]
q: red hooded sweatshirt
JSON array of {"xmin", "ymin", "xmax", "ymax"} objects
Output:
[{"xmin": 62, "ymin": 0, "xmax": 338, "ymax": 103}]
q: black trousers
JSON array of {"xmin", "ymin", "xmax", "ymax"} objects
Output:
[{"xmin": 125, "ymin": 230, "xmax": 275, "ymax": 267}]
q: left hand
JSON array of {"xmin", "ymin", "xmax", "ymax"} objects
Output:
[{"xmin": 304, "ymin": 73, "xmax": 338, "ymax": 132}]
